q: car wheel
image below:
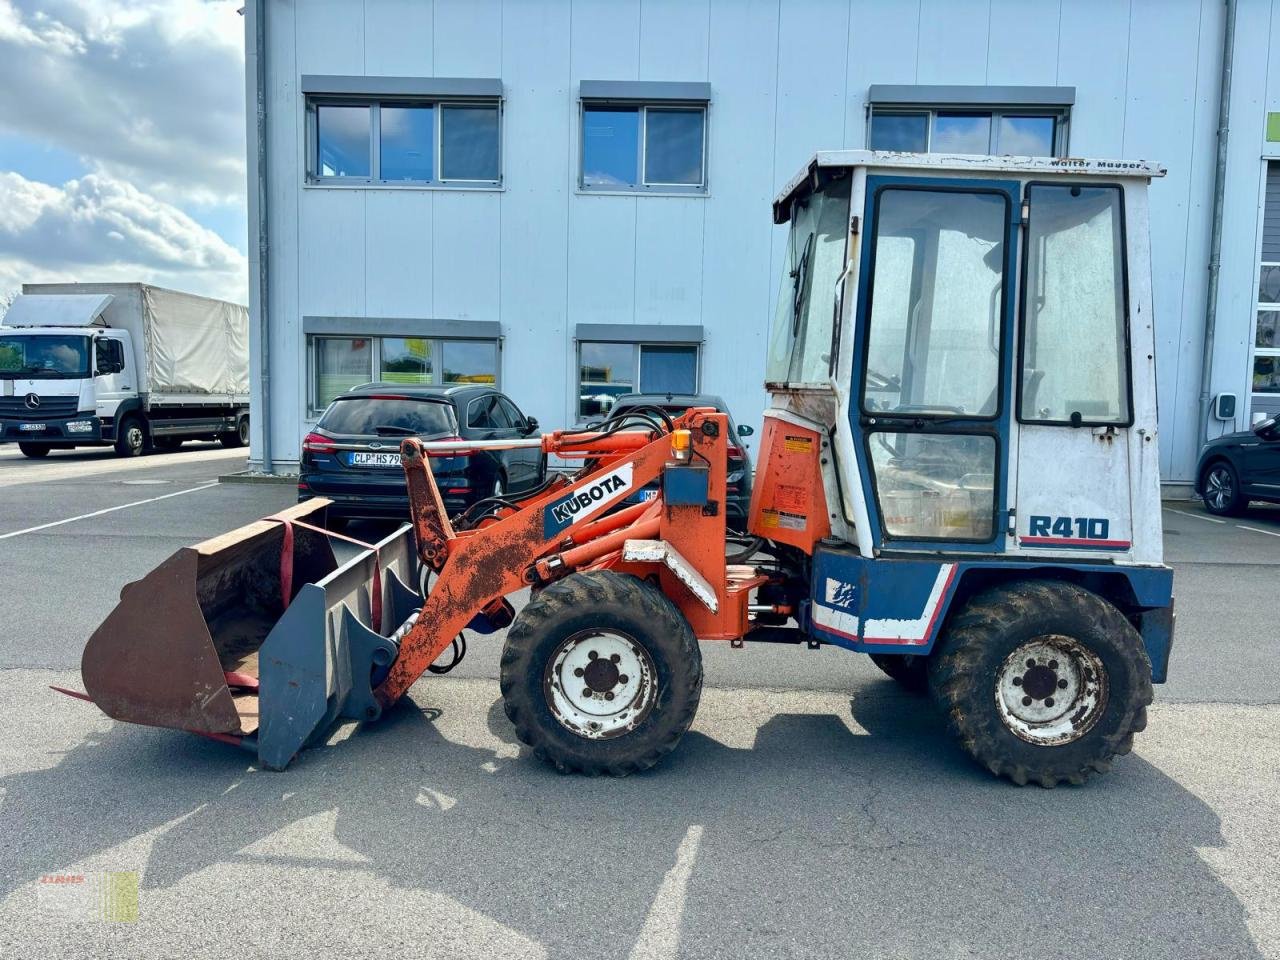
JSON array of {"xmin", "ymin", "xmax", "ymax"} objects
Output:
[
  {"xmin": 1202, "ymin": 460, "xmax": 1247, "ymax": 516},
  {"xmin": 17, "ymin": 442, "xmax": 50, "ymax": 459},
  {"xmin": 114, "ymin": 416, "xmax": 145, "ymax": 457}
]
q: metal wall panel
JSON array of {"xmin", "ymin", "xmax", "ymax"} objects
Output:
[{"xmin": 254, "ymin": 0, "xmax": 1276, "ymax": 484}]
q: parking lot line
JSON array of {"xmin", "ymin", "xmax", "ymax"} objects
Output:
[
  {"xmin": 1165, "ymin": 508, "xmax": 1225, "ymax": 524},
  {"xmin": 1237, "ymin": 523, "xmax": 1280, "ymax": 538},
  {"xmin": 0, "ymin": 482, "xmax": 219, "ymax": 540}
]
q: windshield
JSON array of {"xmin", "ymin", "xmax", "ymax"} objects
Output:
[
  {"xmin": 0, "ymin": 334, "xmax": 91, "ymax": 379},
  {"xmin": 318, "ymin": 396, "xmax": 456, "ymax": 437},
  {"xmin": 766, "ymin": 174, "xmax": 852, "ymax": 384}
]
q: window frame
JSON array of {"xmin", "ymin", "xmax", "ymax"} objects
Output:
[
  {"xmin": 307, "ymin": 334, "xmax": 501, "ymax": 416},
  {"xmin": 857, "ymin": 181, "xmax": 1012, "ymax": 423},
  {"xmin": 306, "ymin": 94, "xmax": 503, "ymax": 189},
  {"xmin": 867, "ymin": 105, "xmax": 1070, "ymax": 157},
  {"xmin": 578, "ymin": 101, "xmax": 709, "ymax": 195},
  {"xmin": 1015, "ymin": 181, "xmax": 1135, "ymax": 429},
  {"xmin": 1254, "ymin": 262, "xmax": 1280, "ymax": 397},
  {"xmin": 575, "ymin": 340, "xmax": 702, "ymax": 421}
]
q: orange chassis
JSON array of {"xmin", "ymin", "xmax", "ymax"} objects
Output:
[{"xmin": 374, "ymin": 409, "xmax": 777, "ymax": 708}]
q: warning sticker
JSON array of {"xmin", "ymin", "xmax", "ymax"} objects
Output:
[
  {"xmin": 762, "ymin": 509, "xmax": 806, "ymax": 531},
  {"xmin": 775, "ymin": 483, "xmax": 808, "ymax": 513},
  {"xmin": 783, "ymin": 435, "xmax": 813, "ymax": 454}
]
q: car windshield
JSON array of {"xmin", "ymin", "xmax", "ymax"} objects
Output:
[
  {"xmin": 319, "ymin": 396, "xmax": 456, "ymax": 436},
  {"xmin": 0, "ymin": 334, "xmax": 91, "ymax": 379}
]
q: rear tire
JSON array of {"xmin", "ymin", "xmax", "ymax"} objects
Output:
[
  {"xmin": 17, "ymin": 442, "xmax": 50, "ymax": 459},
  {"xmin": 114, "ymin": 416, "xmax": 145, "ymax": 457},
  {"xmin": 928, "ymin": 580, "xmax": 1152, "ymax": 787},
  {"xmin": 500, "ymin": 570, "xmax": 703, "ymax": 775},
  {"xmin": 1201, "ymin": 459, "xmax": 1247, "ymax": 516},
  {"xmin": 869, "ymin": 652, "xmax": 929, "ymax": 693},
  {"xmin": 220, "ymin": 415, "xmax": 249, "ymax": 448}
]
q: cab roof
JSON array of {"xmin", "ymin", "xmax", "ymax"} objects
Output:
[{"xmin": 772, "ymin": 150, "xmax": 1166, "ymax": 224}]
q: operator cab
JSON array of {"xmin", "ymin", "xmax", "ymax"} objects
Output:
[{"xmin": 753, "ymin": 151, "xmax": 1166, "ymax": 567}]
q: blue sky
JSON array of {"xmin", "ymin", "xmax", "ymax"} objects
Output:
[{"xmin": 0, "ymin": 0, "xmax": 249, "ymax": 303}]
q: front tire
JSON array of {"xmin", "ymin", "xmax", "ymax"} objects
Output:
[
  {"xmin": 929, "ymin": 580, "xmax": 1153, "ymax": 787},
  {"xmin": 1202, "ymin": 460, "xmax": 1247, "ymax": 516},
  {"xmin": 18, "ymin": 442, "xmax": 50, "ymax": 459},
  {"xmin": 114, "ymin": 416, "xmax": 145, "ymax": 457},
  {"xmin": 500, "ymin": 571, "xmax": 703, "ymax": 775}
]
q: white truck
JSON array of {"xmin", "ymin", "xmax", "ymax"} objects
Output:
[{"xmin": 0, "ymin": 283, "xmax": 249, "ymax": 458}]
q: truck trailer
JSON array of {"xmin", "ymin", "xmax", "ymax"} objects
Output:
[{"xmin": 0, "ymin": 282, "xmax": 249, "ymax": 457}]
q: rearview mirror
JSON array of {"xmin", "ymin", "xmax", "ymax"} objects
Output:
[
  {"xmin": 523, "ymin": 416, "xmax": 539, "ymax": 435},
  {"xmin": 1254, "ymin": 416, "xmax": 1280, "ymax": 441},
  {"xmin": 736, "ymin": 423, "xmax": 754, "ymax": 438}
]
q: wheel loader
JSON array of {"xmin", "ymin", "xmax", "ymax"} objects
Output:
[{"xmin": 68, "ymin": 152, "xmax": 1174, "ymax": 786}]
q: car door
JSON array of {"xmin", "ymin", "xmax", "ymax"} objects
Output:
[
  {"xmin": 496, "ymin": 396, "xmax": 541, "ymax": 490},
  {"xmin": 1241, "ymin": 421, "xmax": 1280, "ymax": 499},
  {"xmin": 467, "ymin": 394, "xmax": 519, "ymax": 489}
]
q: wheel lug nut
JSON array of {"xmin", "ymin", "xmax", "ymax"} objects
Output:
[
  {"xmin": 1022, "ymin": 696, "xmax": 1033, "ymax": 707},
  {"xmin": 605, "ymin": 692, "xmax": 615, "ymax": 701},
  {"xmin": 1026, "ymin": 659, "xmax": 1036, "ymax": 669},
  {"xmin": 1045, "ymin": 697, "xmax": 1055, "ymax": 708},
  {"xmin": 583, "ymin": 688, "xmax": 593, "ymax": 698},
  {"xmin": 587, "ymin": 651, "xmax": 598, "ymax": 660},
  {"xmin": 618, "ymin": 674, "xmax": 629, "ymax": 684},
  {"xmin": 1013, "ymin": 676, "xmax": 1022, "ymax": 686},
  {"xmin": 1057, "ymin": 678, "xmax": 1068, "ymax": 689},
  {"xmin": 1048, "ymin": 660, "xmax": 1059, "ymax": 670},
  {"xmin": 610, "ymin": 653, "xmax": 620, "ymax": 663},
  {"xmin": 573, "ymin": 667, "xmax": 584, "ymax": 677}
]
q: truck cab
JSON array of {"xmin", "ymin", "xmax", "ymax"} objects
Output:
[{"xmin": 750, "ymin": 152, "xmax": 1173, "ymax": 681}]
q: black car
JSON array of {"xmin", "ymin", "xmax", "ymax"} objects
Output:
[
  {"xmin": 1194, "ymin": 415, "xmax": 1280, "ymax": 515},
  {"xmin": 299, "ymin": 383, "xmax": 546, "ymax": 522},
  {"xmin": 606, "ymin": 393, "xmax": 755, "ymax": 530}
]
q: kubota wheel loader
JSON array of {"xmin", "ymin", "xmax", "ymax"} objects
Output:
[{"xmin": 69, "ymin": 152, "xmax": 1174, "ymax": 786}]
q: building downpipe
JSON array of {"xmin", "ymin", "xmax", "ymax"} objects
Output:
[
  {"xmin": 1199, "ymin": 0, "xmax": 1237, "ymax": 449},
  {"xmin": 252, "ymin": 0, "xmax": 273, "ymax": 473}
]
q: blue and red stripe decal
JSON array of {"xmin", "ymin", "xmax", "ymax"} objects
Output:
[{"xmin": 1018, "ymin": 536, "xmax": 1131, "ymax": 551}]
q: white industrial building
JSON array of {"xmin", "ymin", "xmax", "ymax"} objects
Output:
[{"xmin": 244, "ymin": 0, "xmax": 1280, "ymax": 491}]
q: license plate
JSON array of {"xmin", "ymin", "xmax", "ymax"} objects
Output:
[
  {"xmin": 640, "ymin": 488, "xmax": 659, "ymax": 501},
  {"xmin": 19, "ymin": 423, "xmax": 45, "ymax": 432},
  {"xmin": 349, "ymin": 451, "xmax": 400, "ymax": 467}
]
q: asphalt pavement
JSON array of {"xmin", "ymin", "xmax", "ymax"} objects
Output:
[{"xmin": 0, "ymin": 442, "xmax": 1277, "ymax": 959}]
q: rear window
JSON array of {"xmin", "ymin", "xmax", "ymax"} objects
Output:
[{"xmin": 318, "ymin": 396, "xmax": 455, "ymax": 436}]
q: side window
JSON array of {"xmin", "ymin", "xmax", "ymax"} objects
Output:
[
  {"xmin": 468, "ymin": 396, "xmax": 496, "ymax": 429},
  {"xmin": 862, "ymin": 188, "xmax": 1007, "ymax": 418},
  {"xmin": 96, "ymin": 339, "xmax": 123, "ymax": 372},
  {"xmin": 1019, "ymin": 184, "xmax": 1130, "ymax": 425},
  {"xmin": 488, "ymin": 396, "xmax": 514, "ymax": 429},
  {"xmin": 496, "ymin": 397, "xmax": 524, "ymax": 429}
]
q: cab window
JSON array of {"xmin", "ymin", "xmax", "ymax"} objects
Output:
[{"xmin": 1019, "ymin": 184, "xmax": 1130, "ymax": 425}]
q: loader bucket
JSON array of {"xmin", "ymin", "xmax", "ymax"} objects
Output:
[{"xmin": 80, "ymin": 499, "xmax": 424, "ymax": 769}]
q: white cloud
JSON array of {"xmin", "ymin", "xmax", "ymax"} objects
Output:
[
  {"xmin": 0, "ymin": 170, "xmax": 247, "ymax": 303},
  {"xmin": 0, "ymin": 0, "xmax": 246, "ymax": 206}
]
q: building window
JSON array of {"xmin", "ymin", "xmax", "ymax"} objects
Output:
[
  {"xmin": 581, "ymin": 104, "xmax": 707, "ymax": 192},
  {"xmin": 310, "ymin": 335, "xmax": 498, "ymax": 412},
  {"xmin": 870, "ymin": 108, "xmax": 1063, "ymax": 156},
  {"xmin": 1255, "ymin": 163, "xmax": 1280, "ymax": 403},
  {"xmin": 309, "ymin": 97, "xmax": 500, "ymax": 186},
  {"xmin": 577, "ymin": 341, "xmax": 699, "ymax": 419}
]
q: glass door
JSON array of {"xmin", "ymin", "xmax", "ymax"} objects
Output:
[{"xmin": 851, "ymin": 176, "xmax": 1019, "ymax": 553}]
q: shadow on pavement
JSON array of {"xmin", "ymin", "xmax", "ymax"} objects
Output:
[{"xmin": 0, "ymin": 683, "xmax": 1262, "ymax": 960}]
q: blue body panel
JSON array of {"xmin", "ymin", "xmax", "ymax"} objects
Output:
[{"xmin": 807, "ymin": 546, "xmax": 1175, "ymax": 681}]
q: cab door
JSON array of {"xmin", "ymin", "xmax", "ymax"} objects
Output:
[
  {"xmin": 1011, "ymin": 183, "xmax": 1135, "ymax": 556},
  {"xmin": 851, "ymin": 176, "xmax": 1020, "ymax": 555}
]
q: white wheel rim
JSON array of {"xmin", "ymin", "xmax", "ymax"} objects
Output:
[
  {"xmin": 994, "ymin": 636, "xmax": 1108, "ymax": 746},
  {"xmin": 544, "ymin": 630, "xmax": 656, "ymax": 739}
]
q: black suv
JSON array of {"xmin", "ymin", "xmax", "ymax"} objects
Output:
[
  {"xmin": 607, "ymin": 393, "xmax": 755, "ymax": 531},
  {"xmin": 299, "ymin": 383, "xmax": 546, "ymax": 522},
  {"xmin": 1195, "ymin": 415, "xmax": 1280, "ymax": 515}
]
